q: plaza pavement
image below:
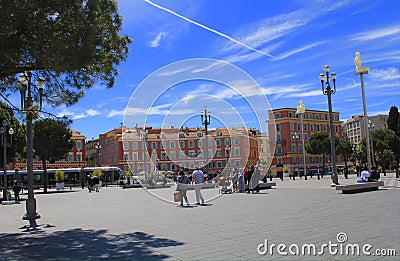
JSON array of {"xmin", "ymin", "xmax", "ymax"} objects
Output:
[{"xmin": 0, "ymin": 173, "xmax": 399, "ymax": 260}]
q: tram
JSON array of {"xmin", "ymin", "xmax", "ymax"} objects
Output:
[{"xmin": 0, "ymin": 166, "xmax": 124, "ymax": 188}]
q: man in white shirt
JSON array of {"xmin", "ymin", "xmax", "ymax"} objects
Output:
[{"xmin": 192, "ymin": 167, "xmax": 205, "ymax": 205}]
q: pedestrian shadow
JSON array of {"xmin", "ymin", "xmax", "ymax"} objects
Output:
[{"xmin": 0, "ymin": 228, "xmax": 183, "ymax": 260}]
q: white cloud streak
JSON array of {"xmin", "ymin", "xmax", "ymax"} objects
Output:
[
  {"xmin": 351, "ymin": 25, "xmax": 399, "ymax": 41},
  {"xmin": 144, "ymin": 0, "xmax": 273, "ymax": 57}
]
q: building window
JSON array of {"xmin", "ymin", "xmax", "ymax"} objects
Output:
[
  {"xmin": 234, "ymin": 148, "xmax": 240, "ymax": 156},
  {"xmin": 321, "ymin": 115, "xmax": 325, "ymax": 120},
  {"xmin": 216, "ymin": 161, "xmax": 223, "ymax": 168},
  {"xmin": 132, "ymin": 142, "xmax": 138, "ymax": 150},
  {"xmin": 198, "ymin": 140, "xmax": 204, "ymax": 148},
  {"xmin": 170, "ymin": 152, "xmax": 176, "ymax": 160},
  {"xmin": 170, "ymin": 141, "xmax": 175, "ymax": 149},
  {"xmin": 235, "ymin": 160, "xmax": 241, "ymax": 167},
  {"xmin": 123, "ymin": 142, "xmax": 129, "ymax": 150},
  {"xmin": 274, "ymin": 113, "xmax": 281, "ymax": 119},
  {"xmin": 288, "ymin": 112, "xmax": 293, "ymax": 118},
  {"xmin": 277, "ymin": 146, "xmax": 282, "ymax": 154},
  {"xmin": 216, "ymin": 139, "xmax": 222, "ymax": 146},
  {"xmin": 151, "ymin": 142, "xmax": 157, "ymax": 149},
  {"xmin": 276, "ymin": 134, "xmax": 281, "ymax": 141},
  {"xmin": 276, "ymin": 124, "xmax": 281, "ymax": 131},
  {"xmin": 124, "ymin": 153, "xmax": 130, "ymax": 161},
  {"xmin": 76, "ymin": 153, "xmax": 82, "ymax": 162},
  {"xmin": 224, "ymin": 138, "xmax": 230, "ymax": 145},
  {"xmin": 133, "ymin": 152, "xmax": 138, "ymax": 161},
  {"xmin": 310, "ymin": 124, "xmax": 314, "ymax": 131},
  {"xmin": 67, "ymin": 153, "xmax": 74, "ymax": 161},
  {"xmin": 234, "ymin": 138, "xmax": 240, "ymax": 145},
  {"xmin": 76, "ymin": 141, "xmax": 83, "ymax": 149},
  {"xmin": 290, "ymin": 123, "xmax": 294, "ymax": 131},
  {"xmin": 189, "ymin": 140, "xmax": 195, "ymax": 148},
  {"xmin": 179, "ymin": 141, "xmax": 185, "ymax": 148}
]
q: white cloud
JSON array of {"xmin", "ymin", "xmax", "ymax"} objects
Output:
[
  {"xmin": 371, "ymin": 68, "xmax": 400, "ymax": 81},
  {"xmin": 86, "ymin": 109, "xmax": 100, "ymax": 117},
  {"xmin": 149, "ymin": 32, "xmax": 167, "ymax": 47},
  {"xmin": 273, "ymin": 41, "xmax": 327, "ymax": 61},
  {"xmin": 351, "ymin": 25, "xmax": 399, "ymax": 41}
]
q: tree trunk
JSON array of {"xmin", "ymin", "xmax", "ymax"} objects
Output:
[
  {"xmin": 344, "ymin": 155, "xmax": 348, "ymax": 179},
  {"xmin": 42, "ymin": 159, "xmax": 48, "ymax": 193}
]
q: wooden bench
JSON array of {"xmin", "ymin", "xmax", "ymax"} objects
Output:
[
  {"xmin": 336, "ymin": 181, "xmax": 384, "ymax": 194},
  {"xmin": 245, "ymin": 182, "xmax": 276, "ymax": 191}
]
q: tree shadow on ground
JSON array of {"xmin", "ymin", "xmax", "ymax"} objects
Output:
[{"xmin": 0, "ymin": 228, "xmax": 183, "ymax": 260}]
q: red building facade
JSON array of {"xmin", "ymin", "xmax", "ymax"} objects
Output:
[{"xmin": 267, "ymin": 108, "xmax": 343, "ymax": 177}]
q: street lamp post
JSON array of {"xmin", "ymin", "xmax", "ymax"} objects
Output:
[
  {"xmin": 1, "ymin": 120, "xmax": 14, "ymax": 201},
  {"xmin": 354, "ymin": 52, "xmax": 372, "ymax": 175},
  {"xmin": 18, "ymin": 72, "xmax": 45, "ymax": 225},
  {"xmin": 95, "ymin": 142, "xmax": 102, "ymax": 167},
  {"xmin": 200, "ymin": 106, "xmax": 211, "ymax": 173},
  {"xmin": 319, "ymin": 65, "xmax": 339, "ymax": 185},
  {"xmin": 292, "ymin": 132, "xmax": 299, "ymax": 181},
  {"xmin": 296, "ymin": 100, "xmax": 307, "ymax": 180}
]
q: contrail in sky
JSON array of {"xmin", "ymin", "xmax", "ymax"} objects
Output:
[{"xmin": 144, "ymin": 0, "xmax": 274, "ymax": 58}]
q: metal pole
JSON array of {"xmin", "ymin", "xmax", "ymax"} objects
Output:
[
  {"xmin": 2, "ymin": 133, "xmax": 7, "ymax": 200},
  {"xmin": 295, "ymin": 134, "xmax": 299, "ymax": 179},
  {"xmin": 300, "ymin": 114, "xmax": 307, "ymax": 180},
  {"xmin": 23, "ymin": 78, "xmax": 40, "ymax": 224},
  {"xmin": 360, "ymin": 73, "xmax": 372, "ymax": 174},
  {"xmin": 326, "ymin": 83, "xmax": 338, "ymax": 184}
]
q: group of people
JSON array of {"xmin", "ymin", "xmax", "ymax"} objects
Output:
[
  {"xmin": 87, "ymin": 175, "xmax": 100, "ymax": 192},
  {"xmin": 176, "ymin": 166, "xmax": 205, "ymax": 207},
  {"xmin": 231, "ymin": 166, "xmax": 262, "ymax": 194}
]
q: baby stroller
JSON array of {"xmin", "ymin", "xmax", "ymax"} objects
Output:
[{"xmin": 218, "ymin": 177, "xmax": 232, "ymax": 194}]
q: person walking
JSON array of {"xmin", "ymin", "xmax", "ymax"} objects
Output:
[
  {"xmin": 12, "ymin": 180, "xmax": 21, "ymax": 202},
  {"xmin": 87, "ymin": 175, "xmax": 93, "ymax": 193},
  {"xmin": 238, "ymin": 168, "xmax": 245, "ymax": 193},
  {"xmin": 192, "ymin": 166, "xmax": 205, "ymax": 205},
  {"xmin": 177, "ymin": 170, "xmax": 190, "ymax": 207},
  {"xmin": 93, "ymin": 175, "xmax": 100, "ymax": 192}
]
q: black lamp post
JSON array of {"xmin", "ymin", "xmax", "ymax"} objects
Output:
[
  {"xmin": 1, "ymin": 120, "xmax": 14, "ymax": 201},
  {"xmin": 200, "ymin": 106, "xmax": 211, "ymax": 173},
  {"xmin": 319, "ymin": 65, "xmax": 339, "ymax": 185},
  {"xmin": 18, "ymin": 72, "xmax": 45, "ymax": 225},
  {"xmin": 95, "ymin": 142, "xmax": 102, "ymax": 167}
]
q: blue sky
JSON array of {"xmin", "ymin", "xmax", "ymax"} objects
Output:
[{"xmin": 44, "ymin": 0, "xmax": 399, "ymax": 140}]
